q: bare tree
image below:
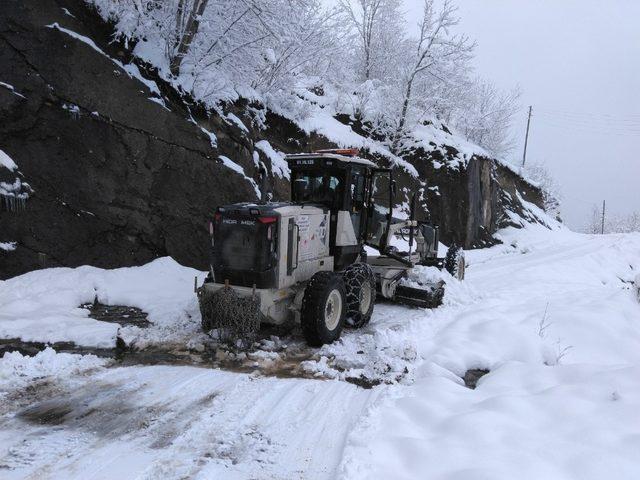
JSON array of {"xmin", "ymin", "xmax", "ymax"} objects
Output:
[
  {"xmin": 339, "ymin": 0, "xmax": 382, "ymax": 81},
  {"xmin": 584, "ymin": 204, "xmax": 604, "ymax": 234},
  {"xmin": 523, "ymin": 161, "xmax": 562, "ymax": 220},
  {"xmin": 338, "ymin": 0, "xmax": 404, "ymax": 82},
  {"xmin": 589, "ymin": 210, "xmax": 640, "ymax": 234},
  {"xmin": 170, "ymin": 0, "xmax": 210, "ymax": 76},
  {"xmin": 391, "ymin": 0, "xmax": 473, "ymax": 153},
  {"xmin": 250, "ymin": 3, "xmax": 342, "ymax": 93},
  {"xmin": 456, "ymin": 79, "xmax": 522, "ymax": 157}
]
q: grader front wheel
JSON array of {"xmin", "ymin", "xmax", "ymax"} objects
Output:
[
  {"xmin": 301, "ymin": 271, "xmax": 347, "ymax": 347},
  {"xmin": 445, "ymin": 245, "xmax": 466, "ymax": 281},
  {"xmin": 341, "ymin": 263, "xmax": 376, "ymax": 328}
]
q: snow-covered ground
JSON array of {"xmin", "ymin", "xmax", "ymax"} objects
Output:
[
  {"xmin": 341, "ymin": 225, "xmax": 640, "ymax": 480},
  {"xmin": 1, "ymin": 225, "xmax": 639, "ymax": 479},
  {"xmin": 0, "ymin": 258, "xmax": 205, "ymax": 349}
]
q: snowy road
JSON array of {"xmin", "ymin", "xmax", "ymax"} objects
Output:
[
  {"xmin": 0, "ymin": 366, "xmax": 378, "ymax": 479},
  {"xmin": 1, "ymin": 224, "xmax": 640, "ymax": 479}
]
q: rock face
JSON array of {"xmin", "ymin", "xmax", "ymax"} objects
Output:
[
  {"xmin": 394, "ymin": 147, "xmax": 545, "ymax": 249},
  {"xmin": 0, "ymin": 0, "xmax": 546, "ymax": 279},
  {"xmin": 1, "ymin": 0, "xmax": 257, "ymax": 278}
]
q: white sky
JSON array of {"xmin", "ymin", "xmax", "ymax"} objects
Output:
[{"xmin": 404, "ymin": 0, "xmax": 640, "ymax": 229}]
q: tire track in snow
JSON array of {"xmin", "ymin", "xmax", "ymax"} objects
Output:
[{"xmin": 1, "ymin": 366, "xmax": 379, "ymax": 480}]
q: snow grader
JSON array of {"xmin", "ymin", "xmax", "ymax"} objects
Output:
[{"xmin": 197, "ymin": 149, "xmax": 464, "ymax": 346}]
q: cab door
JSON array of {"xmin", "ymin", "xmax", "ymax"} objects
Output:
[
  {"xmin": 348, "ymin": 169, "xmax": 367, "ymax": 241},
  {"xmin": 365, "ymin": 169, "xmax": 393, "ymax": 252}
]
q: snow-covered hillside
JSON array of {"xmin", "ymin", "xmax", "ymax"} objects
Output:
[{"xmin": 1, "ymin": 225, "xmax": 639, "ymax": 479}]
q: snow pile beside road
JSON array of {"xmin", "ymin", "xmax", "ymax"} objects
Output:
[
  {"xmin": 0, "ymin": 257, "xmax": 205, "ymax": 348},
  {"xmin": 0, "ymin": 347, "xmax": 108, "ymax": 393},
  {"xmin": 400, "ymin": 265, "xmax": 478, "ymax": 307},
  {"xmin": 398, "ymin": 265, "xmax": 444, "ymax": 289},
  {"xmin": 339, "ymin": 227, "xmax": 640, "ymax": 480},
  {"xmin": 302, "ymin": 312, "xmax": 421, "ymax": 386},
  {"xmin": 341, "ymin": 362, "xmax": 640, "ymax": 480}
]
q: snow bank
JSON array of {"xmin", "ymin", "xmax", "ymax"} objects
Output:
[
  {"xmin": 302, "ymin": 263, "xmax": 478, "ymax": 384},
  {"xmin": 0, "ymin": 149, "xmax": 18, "ymax": 171},
  {"xmin": 342, "ymin": 362, "xmax": 640, "ymax": 480},
  {"xmin": 409, "ymin": 121, "xmax": 488, "ymax": 169},
  {"xmin": 339, "ymin": 226, "xmax": 640, "ymax": 479},
  {"xmin": 0, "ymin": 257, "xmax": 206, "ymax": 348},
  {"xmin": 0, "ymin": 347, "xmax": 108, "ymax": 393}
]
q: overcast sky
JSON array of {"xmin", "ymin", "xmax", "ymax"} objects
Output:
[{"xmin": 403, "ymin": 0, "xmax": 640, "ymax": 229}]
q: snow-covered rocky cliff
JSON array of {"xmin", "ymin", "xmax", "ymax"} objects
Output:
[{"xmin": 0, "ymin": 0, "xmax": 548, "ymax": 279}]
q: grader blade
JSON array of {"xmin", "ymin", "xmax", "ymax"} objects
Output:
[{"xmin": 393, "ymin": 280, "xmax": 445, "ymax": 308}]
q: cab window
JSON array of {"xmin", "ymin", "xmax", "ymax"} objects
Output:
[
  {"xmin": 366, "ymin": 171, "xmax": 391, "ymax": 248},
  {"xmin": 292, "ymin": 171, "xmax": 344, "ymax": 207}
]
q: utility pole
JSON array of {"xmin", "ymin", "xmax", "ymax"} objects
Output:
[
  {"xmin": 601, "ymin": 200, "xmax": 606, "ymax": 234},
  {"xmin": 522, "ymin": 105, "xmax": 533, "ymax": 167}
]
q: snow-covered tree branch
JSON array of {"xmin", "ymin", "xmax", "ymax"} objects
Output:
[
  {"xmin": 89, "ymin": 0, "xmax": 521, "ymax": 158},
  {"xmin": 390, "ymin": 0, "xmax": 474, "ymax": 153},
  {"xmin": 584, "ymin": 207, "xmax": 640, "ymax": 234},
  {"xmin": 456, "ymin": 79, "xmax": 522, "ymax": 156},
  {"xmin": 523, "ymin": 161, "xmax": 562, "ymax": 220}
]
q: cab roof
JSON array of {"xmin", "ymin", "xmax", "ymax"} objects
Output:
[{"xmin": 285, "ymin": 151, "xmax": 377, "ymax": 168}]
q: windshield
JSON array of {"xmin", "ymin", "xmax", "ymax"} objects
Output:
[{"xmin": 291, "ymin": 170, "xmax": 344, "ymax": 207}]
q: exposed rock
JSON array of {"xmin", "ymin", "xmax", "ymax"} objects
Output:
[
  {"xmin": 463, "ymin": 368, "xmax": 490, "ymax": 389},
  {"xmin": 394, "ymin": 145, "xmax": 545, "ymax": 249},
  {"xmin": 0, "ymin": 0, "xmax": 257, "ymax": 278}
]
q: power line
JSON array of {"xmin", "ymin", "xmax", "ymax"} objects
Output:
[
  {"xmin": 533, "ymin": 118, "xmax": 640, "ymax": 137},
  {"xmin": 536, "ymin": 116, "xmax": 640, "ymax": 131},
  {"xmin": 537, "ymin": 123, "xmax": 640, "ymax": 136},
  {"xmin": 535, "ymin": 111, "xmax": 640, "ymax": 129},
  {"xmin": 536, "ymin": 108, "xmax": 640, "ymax": 121}
]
